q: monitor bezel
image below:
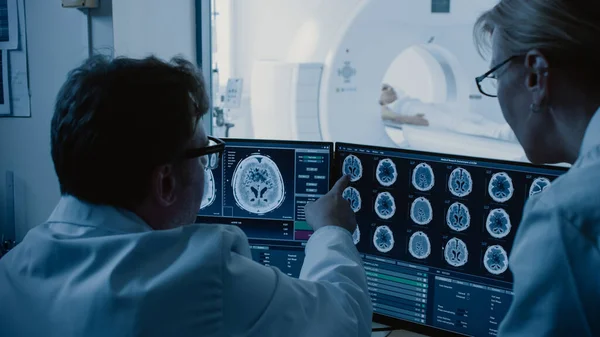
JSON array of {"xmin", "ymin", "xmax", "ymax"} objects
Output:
[{"xmin": 334, "ymin": 141, "xmax": 569, "ymax": 337}]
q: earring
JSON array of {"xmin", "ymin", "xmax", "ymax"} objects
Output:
[{"xmin": 530, "ymin": 103, "xmax": 542, "ymax": 113}]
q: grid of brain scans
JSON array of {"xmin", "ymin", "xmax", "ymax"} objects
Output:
[
  {"xmin": 335, "ymin": 142, "xmax": 567, "ymax": 337},
  {"xmin": 197, "ymin": 139, "xmax": 333, "ymax": 278}
]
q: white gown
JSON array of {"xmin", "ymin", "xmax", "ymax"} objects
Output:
[{"xmin": 386, "ymin": 91, "xmax": 518, "ymax": 143}]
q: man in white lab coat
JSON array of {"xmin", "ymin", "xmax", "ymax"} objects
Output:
[{"xmin": 0, "ymin": 56, "xmax": 372, "ymax": 337}]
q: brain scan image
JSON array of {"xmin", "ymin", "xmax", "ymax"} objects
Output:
[
  {"xmin": 408, "ymin": 231, "xmax": 431, "ymax": 259},
  {"xmin": 488, "ymin": 172, "xmax": 515, "ymax": 203},
  {"xmin": 231, "ymin": 154, "xmax": 285, "ymax": 215},
  {"xmin": 375, "ymin": 192, "xmax": 396, "ymax": 220},
  {"xmin": 373, "ymin": 225, "xmax": 395, "ymax": 253},
  {"xmin": 529, "ymin": 177, "xmax": 551, "ymax": 197},
  {"xmin": 410, "ymin": 197, "xmax": 433, "ymax": 225},
  {"xmin": 343, "ymin": 155, "xmax": 363, "ymax": 182},
  {"xmin": 199, "ymin": 169, "xmax": 216, "ymax": 210},
  {"xmin": 376, "ymin": 158, "xmax": 398, "ymax": 187},
  {"xmin": 486, "ymin": 208, "xmax": 512, "ymax": 239},
  {"xmin": 446, "ymin": 202, "xmax": 471, "ymax": 232},
  {"xmin": 209, "ymin": 153, "xmax": 218, "ymax": 169},
  {"xmin": 483, "ymin": 245, "xmax": 509, "ymax": 275},
  {"xmin": 342, "ymin": 186, "xmax": 362, "ymax": 213},
  {"xmin": 352, "ymin": 225, "xmax": 360, "ymax": 245},
  {"xmin": 412, "ymin": 163, "xmax": 435, "ymax": 192},
  {"xmin": 444, "ymin": 238, "xmax": 469, "ymax": 267},
  {"xmin": 448, "ymin": 167, "xmax": 473, "ymax": 198}
]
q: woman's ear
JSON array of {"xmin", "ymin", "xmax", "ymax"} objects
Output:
[{"xmin": 524, "ymin": 49, "xmax": 550, "ymax": 107}]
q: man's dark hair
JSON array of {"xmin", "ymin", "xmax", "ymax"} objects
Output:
[{"xmin": 51, "ymin": 55, "xmax": 209, "ymax": 209}]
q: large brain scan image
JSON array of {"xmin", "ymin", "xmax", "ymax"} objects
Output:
[
  {"xmin": 483, "ymin": 245, "xmax": 509, "ymax": 275},
  {"xmin": 231, "ymin": 153, "xmax": 285, "ymax": 215},
  {"xmin": 375, "ymin": 192, "xmax": 396, "ymax": 220},
  {"xmin": 446, "ymin": 202, "xmax": 471, "ymax": 232},
  {"xmin": 373, "ymin": 225, "xmax": 395, "ymax": 253},
  {"xmin": 444, "ymin": 237, "xmax": 469, "ymax": 267},
  {"xmin": 352, "ymin": 225, "xmax": 360, "ymax": 245},
  {"xmin": 408, "ymin": 231, "xmax": 431, "ymax": 260},
  {"xmin": 412, "ymin": 163, "xmax": 435, "ymax": 192},
  {"xmin": 488, "ymin": 172, "xmax": 515, "ymax": 203},
  {"xmin": 486, "ymin": 208, "xmax": 512, "ymax": 239},
  {"xmin": 343, "ymin": 154, "xmax": 363, "ymax": 182},
  {"xmin": 376, "ymin": 158, "xmax": 398, "ymax": 187},
  {"xmin": 529, "ymin": 177, "xmax": 551, "ymax": 197},
  {"xmin": 199, "ymin": 169, "xmax": 217, "ymax": 211},
  {"xmin": 448, "ymin": 167, "xmax": 473, "ymax": 198},
  {"xmin": 342, "ymin": 186, "xmax": 362, "ymax": 213},
  {"xmin": 410, "ymin": 197, "xmax": 433, "ymax": 225}
]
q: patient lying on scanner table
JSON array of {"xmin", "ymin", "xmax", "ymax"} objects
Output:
[{"xmin": 379, "ymin": 83, "xmax": 518, "ymax": 143}]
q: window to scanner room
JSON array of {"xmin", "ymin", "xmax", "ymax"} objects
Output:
[{"xmin": 211, "ymin": 0, "xmax": 526, "ymax": 162}]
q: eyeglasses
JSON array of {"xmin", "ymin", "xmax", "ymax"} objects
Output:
[
  {"xmin": 475, "ymin": 55, "xmax": 520, "ymax": 98},
  {"xmin": 183, "ymin": 136, "xmax": 225, "ymax": 170}
]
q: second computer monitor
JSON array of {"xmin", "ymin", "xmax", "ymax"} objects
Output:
[{"xmin": 335, "ymin": 142, "xmax": 567, "ymax": 337}]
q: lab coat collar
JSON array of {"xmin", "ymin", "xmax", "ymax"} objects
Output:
[
  {"xmin": 579, "ymin": 107, "xmax": 600, "ymax": 157},
  {"xmin": 47, "ymin": 195, "xmax": 153, "ymax": 234}
]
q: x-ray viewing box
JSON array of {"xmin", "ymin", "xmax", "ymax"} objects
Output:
[{"xmin": 196, "ymin": 138, "xmax": 567, "ymax": 337}]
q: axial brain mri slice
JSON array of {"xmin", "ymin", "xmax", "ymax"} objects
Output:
[
  {"xmin": 375, "ymin": 192, "xmax": 396, "ymax": 220},
  {"xmin": 231, "ymin": 154, "xmax": 285, "ymax": 215},
  {"xmin": 483, "ymin": 245, "xmax": 509, "ymax": 275},
  {"xmin": 373, "ymin": 225, "xmax": 395, "ymax": 253},
  {"xmin": 342, "ymin": 186, "xmax": 362, "ymax": 213},
  {"xmin": 200, "ymin": 169, "xmax": 216, "ymax": 210},
  {"xmin": 486, "ymin": 208, "xmax": 512, "ymax": 239},
  {"xmin": 529, "ymin": 177, "xmax": 551, "ymax": 197},
  {"xmin": 488, "ymin": 172, "xmax": 515, "ymax": 203},
  {"xmin": 444, "ymin": 237, "xmax": 469, "ymax": 267},
  {"xmin": 412, "ymin": 163, "xmax": 435, "ymax": 192},
  {"xmin": 446, "ymin": 202, "xmax": 471, "ymax": 232},
  {"xmin": 376, "ymin": 158, "xmax": 398, "ymax": 187},
  {"xmin": 352, "ymin": 225, "xmax": 360, "ymax": 245},
  {"xmin": 448, "ymin": 167, "xmax": 473, "ymax": 198},
  {"xmin": 343, "ymin": 154, "xmax": 363, "ymax": 182},
  {"xmin": 408, "ymin": 231, "xmax": 431, "ymax": 259},
  {"xmin": 410, "ymin": 197, "xmax": 433, "ymax": 225}
]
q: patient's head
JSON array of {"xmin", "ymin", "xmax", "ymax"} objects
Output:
[
  {"xmin": 51, "ymin": 55, "xmax": 210, "ymax": 229},
  {"xmin": 379, "ymin": 84, "xmax": 398, "ymax": 105}
]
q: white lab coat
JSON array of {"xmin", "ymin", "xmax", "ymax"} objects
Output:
[
  {"xmin": 0, "ymin": 196, "xmax": 372, "ymax": 337},
  {"xmin": 496, "ymin": 110, "xmax": 600, "ymax": 336}
]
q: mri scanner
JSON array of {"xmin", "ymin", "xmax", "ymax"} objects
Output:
[{"xmin": 249, "ymin": 0, "xmax": 527, "ymax": 161}]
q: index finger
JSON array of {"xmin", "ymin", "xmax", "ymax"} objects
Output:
[{"xmin": 332, "ymin": 174, "xmax": 351, "ymax": 193}]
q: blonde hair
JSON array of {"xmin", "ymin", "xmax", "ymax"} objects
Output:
[{"xmin": 474, "ymin": 0, "xmax": 600, "ymax": 63}]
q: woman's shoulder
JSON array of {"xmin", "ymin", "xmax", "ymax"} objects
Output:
[{"xmin": 526, "ymin": 165, "xmax": 600, "ymax": 239}]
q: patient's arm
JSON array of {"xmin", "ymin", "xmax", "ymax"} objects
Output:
[{"xmin": 381, "ymin": 106, "xmax": 429, "ymax": 126}]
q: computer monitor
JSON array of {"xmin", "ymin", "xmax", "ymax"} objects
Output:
[
  {"xmin": 334, "ymin": 142, "xmax": 568, "ymax": 337},
  {"xmin": 196, "ymin": 138, "xmax": 334, "ymax": 277}
]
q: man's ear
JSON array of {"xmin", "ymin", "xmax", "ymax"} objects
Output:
[
  {"xmin": 524, "ymin": 49, "xmax": 550, "ymax": 107},
  {"xmin": 151, "ymin": 164, "xmax": 178, "ymax": 207}
]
